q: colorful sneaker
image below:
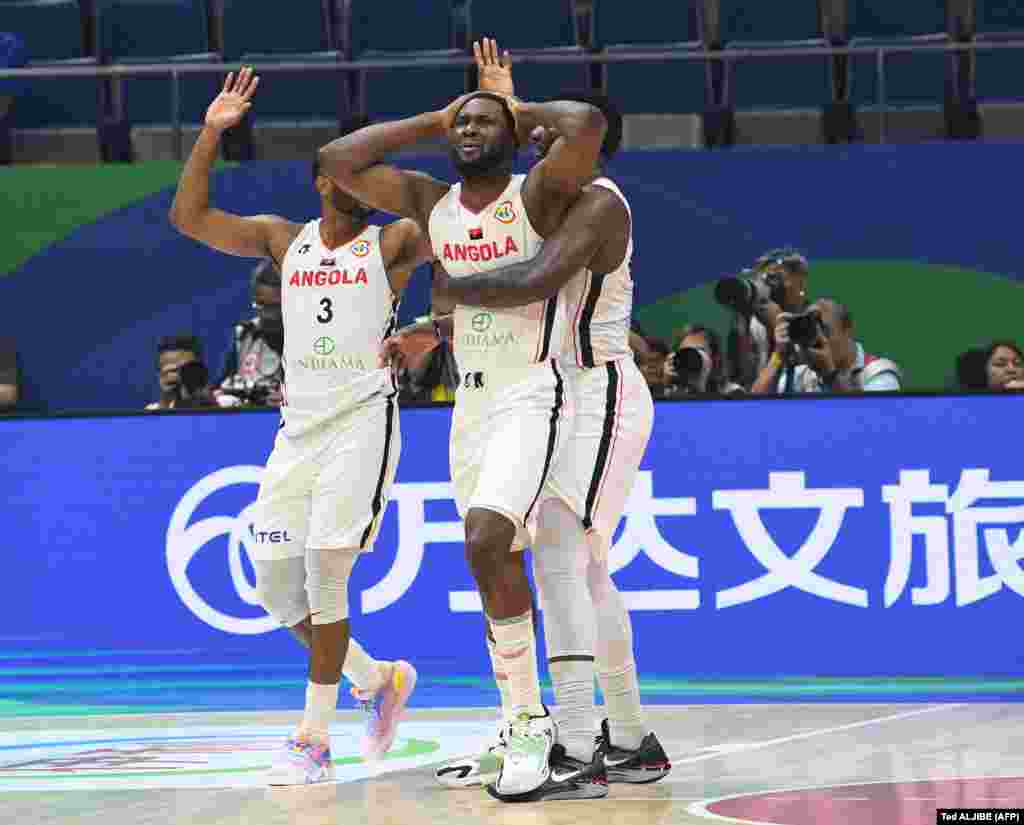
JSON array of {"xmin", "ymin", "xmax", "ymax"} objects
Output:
[
  {"xmin": 353, "ymin": 660, "xmax": 417, "ymax": 761},
  {"xmin": 434, "ymin": 717, "xmax": 509, "ymax": 788},
  {"xmin": 486, "ymin": 744, "xmax": 608, "ymax": 802},
  {"xmin": 596, "ymin": 718, "xmax": 672, "ymax": 784},
  {"xmin": 488, "ymin": 708, "xmax": 555, "ymax": 796},
  {"xmin": 266, "ymin": 737, "xmax": 335, "ymax": 786}
]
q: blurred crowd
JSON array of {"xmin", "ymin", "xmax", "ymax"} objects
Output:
[{"xmin": 2, "ymin": 249, "xmax": 1020, "ymax": 414}]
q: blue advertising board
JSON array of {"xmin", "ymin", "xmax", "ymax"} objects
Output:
[{"xmin": 2, "ymin": 395, "xmax": 1023, "ymax": 706}]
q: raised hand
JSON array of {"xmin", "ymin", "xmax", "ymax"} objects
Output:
[
  {"xmin": 205, "ymin": 66, "xmax": 259, "ymax": 133},
  {"xmin": 474, "ymin": 37, "xmax": 514, "ymax": 96}
]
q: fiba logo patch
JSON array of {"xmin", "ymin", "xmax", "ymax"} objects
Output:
[
  {"xmin": 166, "ymin": 466, "xmax": 278, "ymax": 635},
  {"xmin": 494, "ymin": 201, "xmax": 516, "ymax": 224},
  {"xmin": 471, "ymin": 312, "xmax": 493, "ymax": 332},
  {"xmin": 350, "ymin": 239, "xmax": 371, "ymax": 257}
]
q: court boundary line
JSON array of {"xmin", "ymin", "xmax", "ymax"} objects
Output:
[{"xmin": 667, "ymin": 703, "xmax": 964, "ymax": 766}]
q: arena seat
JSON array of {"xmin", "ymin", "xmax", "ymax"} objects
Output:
[
  {"xmin": 591, "ymin": 0, "xmax": 708, "ymax": 115},
  {"xmin": 95, "ymin": 0, "xmax": 217, "ymax": 124},
  {"xmin": 467, "ymin": 0, "xmax": 586, "ymax": 101},
  {"xmin": 972, "ymin": 2, "xmax": 1024, "ymax": 101},
  {"xmin": 222, "ymin": 0, "xmax": 343, "ymax": 123},
  {"xmin": 348, "ymin": 0, "xmax": 464, "ymax": 122},
  {"xmin": 846, "ymin": 0, "xmax": 950, "ymax": 107},
  {"xmin": 716, "ymin": 0, "xmax": 833, "ymax": 110},
  {"xmin": 0, "ymin": 0, "xmax": 101, "ymax": 128}
]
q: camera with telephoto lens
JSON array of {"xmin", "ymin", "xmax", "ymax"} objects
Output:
[
  {"xmin": 670, "ymin": 346, "xmax": 712, "ymax": 389},
  {"xmin": 786, "ymin": 309, "xmax": 824, "ymax": 349},
  {"xmin": 219, "ymin": 374, "xmax": 276, "ymax": 405},
  {"xmin": 174, "ymin": 360, "xmax": 209, "ymax": 406},
  {"xmin": 714, "ymin": 267, "xmax": 786, "ymax": 314}
]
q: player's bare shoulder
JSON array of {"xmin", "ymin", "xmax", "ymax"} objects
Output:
[
  {"xmin": 262, "ymin": 216, "xmax": 305, "ymax": 264},
  {"xmin": 578, "ymin": 182, "xmax": 630, "ymax": 274}
]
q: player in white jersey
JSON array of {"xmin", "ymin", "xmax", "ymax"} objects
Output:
[
  {"xmin": 392, "ymin": 43, "xmax": 671, "ymax": 790},
  {"xmin": 318, "ymin": 59, "xmax": 609, "ymax": 800},
  {"xmin": 169, "ymin": 69, "xmax": 432, "ymax": 785}
]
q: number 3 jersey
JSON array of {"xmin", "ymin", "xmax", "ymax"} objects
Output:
[{"xmin": 279, "ymin": 221, "xmax": 398, "ymax": 437}]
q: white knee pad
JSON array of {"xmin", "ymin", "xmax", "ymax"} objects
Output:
[
  {"xmin": 305, "ymin": 547, "xmax": 359, "ymax": 625},
  {"xmin": 253, "ymin": 557, "xmax": 309, "ymax": 628}
]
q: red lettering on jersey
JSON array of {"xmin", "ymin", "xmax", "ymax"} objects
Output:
[
  {"xmin": 454, "ymin": 245, "xmax": 466, "ymax": 262},
  {"xmin": 315, "ymin": 271, "xmax": 327, "ymax": 286},
  {"xmin": 355, "ymin": 269, "xmax": 368, "ymax": 284},
  {"xmin": 468, "ymin": 246, "xmax": 480, "ymax": 262},
  {"xmin": 328, "ymin": 270, "xmax": 341, "ymax": 285},
  {"xmin": 480, "ymin": 243, "xmax": 493, "ymax": 262},
  {"xmin": 302, "ymin": 271, "xmax": 314, "ymax": 286},
  {"xmin": 441, "ymin": 238, "xmax": 520, "ymax": 263},
  {"xmin": 289, "ymin": 272, "xmax": 300, "ymax": 286},
  {"xmin": 504, "ymin": 236, "xmax": 519, "ymax": 255},
  {"xmin": 442, "ymin": 243, "xmax": 453, "ymax": 261}
]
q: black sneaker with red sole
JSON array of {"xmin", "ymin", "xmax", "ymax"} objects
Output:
[{"xmin": 596, "ymin": 718, "xmax": 672, "ymax": 784}]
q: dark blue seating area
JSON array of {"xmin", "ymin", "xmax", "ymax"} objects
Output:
[
  {"xmin": 350, "ymin": 0, "xmax": 463, "ymax": 121},
  {"xmin": 592, "ymin": 0, "xmax": 707, "ymax": 114},
  {"xmin": 2, "ymin": 1, "xmax": 1023, "ymax": 134},
  {"xmin": 1, "ymin": 0, "xmax": 100, "ymax": 128},
  {"xmin": 468, "ymin": 0, "xmax": 586, "ymax": 101}
]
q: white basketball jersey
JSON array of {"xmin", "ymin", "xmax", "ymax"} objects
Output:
[
  {"xmin": 563, "ymin": 177, "xmax": 634, "ymax": 368},
  {"xmin": 429, "ymin": 174, "xmax": 568, "ymax": 374},
  {"xmin": 279, "ymin": 221, "xmax": 397, "ymax": 436}
]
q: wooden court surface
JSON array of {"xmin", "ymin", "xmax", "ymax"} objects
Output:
[{"xmin": 4, "ymin": 703, "xmax": 1022, "ymax": 824}]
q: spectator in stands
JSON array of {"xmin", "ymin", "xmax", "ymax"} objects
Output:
[
  {"xmin": 216, "ymin": 259, "xmax": 284, "ymax": 407},
  {"xmin": 723, "ymin": 248, "xmax": 810, "ymax": 389},
  {"xmin": 751, "ymin": 298, "xmax": 902, "ymax": 394},
  {"xmin": 0, "ymin": 335, "xmax": 19, "ymax": 410},
  {"xmin": 633, "ymin": 334, "xmax": 671, "ymax": 398},
  {"xmin": 981, "ymin": 340, "xmax": 1024, "ymax": 391},
  {"xmin": 146, "ymin": 334, "xmax": 216, "ymax": 410},
  {"xmin": 662, "ymin": 324, "xmax": 744, "ymax": 397}
]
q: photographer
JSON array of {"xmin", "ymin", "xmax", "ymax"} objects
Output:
[
  {"xmin": 715, "ymin": 248, "xmax": 810, "ymax": 388},
  {"xmin": 216, "ymin": 258, "xmax": 284, "ymax": 407},
  {"xmin": 752, "ymin": 298, "xmax": 902, "ymax": 394},
  {"xmin": 662, "ymin": 324, "xmax": 744, "ymax": 397},
  {"xmin": 145, "ymin": 334, "xmax": 216, "ymax": 410}
]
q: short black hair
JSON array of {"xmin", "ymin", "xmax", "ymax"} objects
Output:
[
  {"xmin": 157, "ymin": 333, "xmax": 202, "ymax": 361},
  {"xmin": 551, "ymin": 90, "xmax": 623, "ymax": 160}
]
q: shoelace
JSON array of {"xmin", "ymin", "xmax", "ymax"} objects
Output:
[{"xmin": 354, "ymin": 688, "xmax": 384, "ymax": 735}]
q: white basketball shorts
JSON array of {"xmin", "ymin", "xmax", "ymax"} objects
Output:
[
  {"xmin": 249, "ymin": 395, "xmax": 401, "ymax": 561},
  {"xmin": 449, "ymin": 359, "xmax": 573, "ymax": 549},
  {"xmin": 545, "ymin": 356, "xmax": 654, "ymax": 560}
]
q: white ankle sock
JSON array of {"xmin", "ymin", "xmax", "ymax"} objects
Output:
[
  {"xmin": 489, "ymin": 610, "xmax": 544, "ymax": 717},
  {"xmin": 343, "ymin": 637, "xmax": 387, "ymax": 694},
  {"xmin": 598, "ymin": 663, "xmax": 646, "ymax": 751},
  {"xmin": 299, "ymin": 680, "xmax": 339, "ymax": 741},
  {"xmin": 549, "ymin": 659, "xmax": 595, "ymax": 761},
  {"xmin": 486, "ymin": 628, "xmax": 514, "ymax": 720}
]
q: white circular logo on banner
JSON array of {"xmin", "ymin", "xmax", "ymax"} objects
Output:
[{"xmin": 166, "ymin": 465, "xmax": 277, "ymax": 635}]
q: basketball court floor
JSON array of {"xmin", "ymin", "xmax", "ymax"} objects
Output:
[{"xmin": 4, "ymin": 702, "xmax": 1022, "ymax": 824}]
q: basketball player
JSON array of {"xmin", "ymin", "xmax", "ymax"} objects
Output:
[
  {"xmin": 318, "ymin": 76, "xmax": 609, "ymax": 799},
  {"xmin": 388, "ymin": 41, "xmax": 671, "ymax": 790},
  {"xmin": 169, "ymin": 68, "xmax": 432, "ymax": 785}
]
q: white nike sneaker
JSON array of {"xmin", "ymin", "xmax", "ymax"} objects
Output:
[
  {"xmin": 491, "ymin": 709, "xmax": 555, "ymax": 796},
  {"xmin": 266, "ymin": 737, "xmax": 335, "ymax": 786},
  {"xmin": 434, "ymin": 718, "xmax": 509, "ymax": 788}
]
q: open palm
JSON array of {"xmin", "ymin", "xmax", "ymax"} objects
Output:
[
  {"xmin": 205, "ymin": 66, "xmax": 259, "ymax": 132},
  {"xmin": 474, "ymin": 38, "xmax": 514, "ymax": 96}
]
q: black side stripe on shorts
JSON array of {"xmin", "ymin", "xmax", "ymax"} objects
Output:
[
  {"xmin": 359, "ymin": 394, "xmax": 396, "ymax": 549},
  {"xmin": 537, "ymin": 296, "xmax": 559, "ymax": 362},
  {"xmin": 578, "ymin": 273, "xmax": 605, "ymax": 368},
  {"xmin": 524, "ymin": 360, "xmax": 564, "ymax": 523},
  {"xmin": 582, "ymin": 361, "xmax": 619, "ymax": 531}
]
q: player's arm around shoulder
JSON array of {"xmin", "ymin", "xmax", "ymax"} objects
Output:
[
  {"xmin": 518, "ymin": 100, "xmax": 607, "ymax": 236},
  {"xmin": 380, "ymin": 218, "xmax": 433, "ymax": 296}
]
